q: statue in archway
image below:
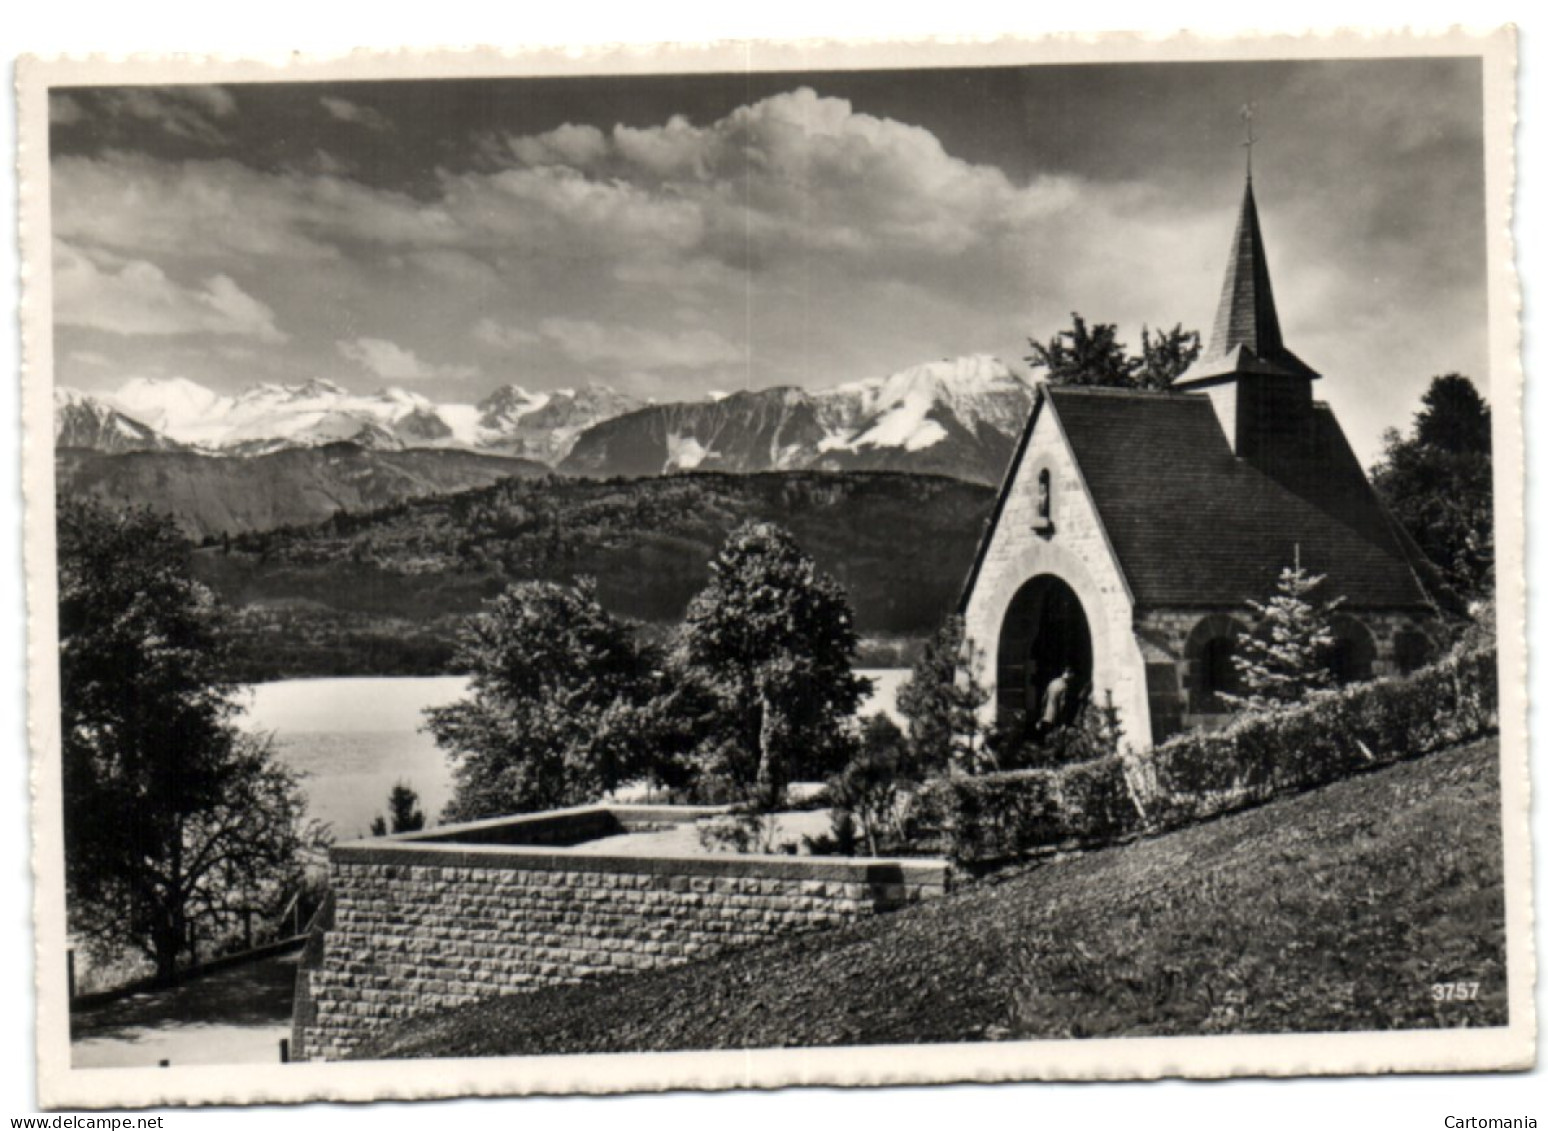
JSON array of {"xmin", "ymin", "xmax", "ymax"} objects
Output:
[{"xmin": 1040, "ymin": 664, "xmax": 1076, "ymax": 734}]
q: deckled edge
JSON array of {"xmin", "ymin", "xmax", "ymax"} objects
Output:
[{"xmin": 16, "ymin": 25, "xmax": 1534, "ymax": 1110}]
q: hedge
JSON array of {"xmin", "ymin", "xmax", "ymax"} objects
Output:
[
  {"xmin": 1148, "ymin": 647, "xmax": 1498, "ymax": 826},
  {"xmin": 910, "ymin": 756, "xmax": 1143, "ymax": 863},
  {"xmin": 913, "ymin": 648, "xmax": 1497, "ymax": 864}
]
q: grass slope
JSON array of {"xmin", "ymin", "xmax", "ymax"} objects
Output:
[{"xmin": 362, "ymin": 737, "xmax": 1505, "ymax": 1059}]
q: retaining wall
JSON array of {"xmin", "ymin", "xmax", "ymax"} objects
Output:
[{"xmin": 294, "ymin": 804, "xmax": 950, "ymax": 1061}]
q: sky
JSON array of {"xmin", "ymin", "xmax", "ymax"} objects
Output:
[{"xmin": 47, "ymin": 56, "xmax": 1487, "ymax": 464}]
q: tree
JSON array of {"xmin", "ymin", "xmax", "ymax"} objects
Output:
[
  {"xmin": 1227, "ymin": 557, "xmax": 1343, "ymax": 712},
  {"xmin": 1371, "ymin": 374, "xmax": 1493, "ymax": 602},
  {"xmin": 676, "ymin": 522, "xmax": 867, "ymax": 809},
  {"xmin": 59, "ymin": 501, "xmax": 319, "ymax": 983},
  {"xmin": 1026, "ymin": 314, "xmax": 1139, "ymax": 387},
  {"xmin": 426, "ymin": 578, "xmax": 656, "ymax": 821},
  {"xmin": 896, "ymin": 615, "xmax": 991, "ymax": 775},
  {"xmin": 828, "ymin": 714, "xmax": 912, "ymax": 855},
  {"xmin": 369, "ymin": 782, "xmax": 426, "ymax": 837},
  {"xmin": 1026, "ymin": 313, "xmax": 1201, "ymax": 390},
  {"xmin": 1136, "ymin": 323, "xmax": 1203, "ymax": 390}
]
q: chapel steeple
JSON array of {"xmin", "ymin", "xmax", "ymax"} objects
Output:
[
  {"xmin": 1175, "ymin": 169, "xmax": 1322, "ymax": 461},
  {"xmin": 1176, "ymin": 175, "xmax": 1320, "ymax": 388}
]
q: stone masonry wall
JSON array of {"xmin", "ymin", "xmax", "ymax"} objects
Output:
[
  {"xmin": 1135, "ymin": 606, "xmax": 1440, "ymax": 744},
  {"xmin": 295, "ymin": 806, "xmax": 950, "ymax": 1061},
  {"xmin": 962, "ymin": 396, "xmax": 1151, "ymax": 743}
]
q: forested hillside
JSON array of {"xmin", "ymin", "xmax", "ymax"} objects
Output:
[
  {"xmin": 57, "ymin": 442, "xmax": 551, "ymax": 538},
  {"xmin": 192, "ymin": 470, "xmax": 995, "ymax": 679}
]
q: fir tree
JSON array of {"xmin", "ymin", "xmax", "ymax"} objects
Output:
[
  {"xmin": 1371, "ymin": 373, "xmax": 1493, "ymax": 603},
  {"xmin": 370, "ymin": 781, "xmax": 426, "ymax": 836},
  {"xmin": 1226, "ymin": 554, "xmax": 1343, "ymax": 712},
  {"xmin": 896, "ymin": 615, "xmax": 991, "ymax": 775}
]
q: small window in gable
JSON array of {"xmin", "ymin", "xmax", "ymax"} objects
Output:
[{"xmin": 1032, "ymin": 468, "xmax": 1054, "ymax": 532}]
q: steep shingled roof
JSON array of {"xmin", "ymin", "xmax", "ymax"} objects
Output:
[
  {"xmin": 1047, "ymin": 387, "xmax": 1430, "ymax": 608},
  {"xmin": 959, "ymin": 386, "xmax": 1434, "ymax": 612},
  {"xmin": 1178, "ymin": 179, "xmax": 1320, "ymax": 387}
]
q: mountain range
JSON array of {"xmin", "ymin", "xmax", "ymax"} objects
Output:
[
  {"xmin": 560, "ymin": 355, "xmax": 1030, "ymax": 485},
  {"xmin": 60, "ymin": 376, "xmax": 644, "ymax": 462},
  {"xmin": 55, "ymin": 355, "xmax": 1034, "ymax": 487}
]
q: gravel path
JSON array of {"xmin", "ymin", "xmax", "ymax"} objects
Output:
[{"xmin": 71, "ymin": 950, "xmax": 297, "ymax": 1068}]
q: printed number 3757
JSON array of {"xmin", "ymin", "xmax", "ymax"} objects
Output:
[{"xmin": 1432, "ymin": 982, "xmax": 1480, "ymax": 1001}]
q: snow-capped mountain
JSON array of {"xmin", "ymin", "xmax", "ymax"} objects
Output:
[
  {"xmin": 75, "ymin": 376, "xmax": 640, "ymax": 459},
  {"xmin": 475, "ymin": 384, "xmax": 643, "ymax": 463},
  {"xmin": 59, "ymin": 356, "xmax": 1033, "ymax": 484},
  {"xmin": 107, "ymin": 377, "xmax": 452, "ymax": 452},
  {"xmin": 560, "ymin": 355, "xmax": 1034, "ymax": 485},
  {"xmin": 55, "ymin": 388, "xmax": 184, "ymax": 454}
]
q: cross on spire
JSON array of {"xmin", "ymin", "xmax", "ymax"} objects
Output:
[{"xmin": 1240, "ymin": 101, "xmax": 1258, "ymax": 180}]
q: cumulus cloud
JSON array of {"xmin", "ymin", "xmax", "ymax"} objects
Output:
[
  {"xmin": 337, "ymin": 337, "xmax": 476, "ymax": 382},
  {"xmin": 504, "ymin": 122, "xmax": 608, "ymax": 167},
  {"xmin": 54, "ymin": 241, "xmax": 286, "ymax": 342},
  {"xmin": 320, "ymin": 96, "xmax": 394, "ymax": 133},
  {"xmin": 53, "ymin": 88, "xmax": 1069, "ymax": 280}
]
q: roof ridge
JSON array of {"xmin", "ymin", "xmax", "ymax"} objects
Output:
[{"xmin": 1045, "ymin": 385, "xmax": 1205, "ymax": 400}]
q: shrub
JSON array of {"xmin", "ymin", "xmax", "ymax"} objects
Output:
[
  {"xmin": 803, "ymin": 810, "xmax": 860, "ymax": 857},
  {"xmin": 696, "ymin": 811, "xmax": 783, "ymax": 855},
  {"xmin": 914, "ymin": 648, "xmax": 1497, "ymax": 863},
  {"xmin": 912, "ymin": 770, "xmax": 1062, "ymax": 863},
  {"xmin": 1057, "ymin": 758, "xmax": 1143, "ymax": 842},
  {"xmin": 911, "ymin": 756, "xmax": 1143, "ymax": 863},
  {"xmin": 1148, "ymin": 647, "xmax": 1498, "ymax": 827},
  {"xmin": 828, "ymin": 715, "xmax": 913, "ymax": 855}
]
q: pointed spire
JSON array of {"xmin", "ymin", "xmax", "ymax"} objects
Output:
[
  {"xmin": 1208, "ymin": 178, "xmax": 1285, "ymax": 360},
  {"xmin": 1177, "ymin": 175, "xmax": 1319, "ymax": 388}
]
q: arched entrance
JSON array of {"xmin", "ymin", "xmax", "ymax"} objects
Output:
[{"xmin": 995, "ymin": 574, "xmax": 1094, "ymax": 724}]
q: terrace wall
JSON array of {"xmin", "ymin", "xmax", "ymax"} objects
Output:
[{"xmin": 294, "ymin": 805, "xmax": 950, "ymax": 1061}]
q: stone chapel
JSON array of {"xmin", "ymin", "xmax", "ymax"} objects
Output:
[{"xmin": 958, "ymin": 173, "xmax": 1441, "ymax": 747}]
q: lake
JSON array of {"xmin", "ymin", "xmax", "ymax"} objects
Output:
[{"xmin": 239, "ymin": 669, "xmax": 908, "ymax": 839}]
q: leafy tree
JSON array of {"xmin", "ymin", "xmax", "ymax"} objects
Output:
[
  {"xmin": 1227, "ymin": 558, "xmax": 1343, "ymax": 712},
  {"xmin": 1027, "ymin": 313, "xmax": 1201, "ymax": 391},
  {"xmin": 59, "ymin": 501, "xmax": 319, "ymax": 983},
  {"xmin": 1026, "ymin": 314, "xmax": 1139, "ymax": 387},
  {"xmin": 426, "ymin": 578, "xmax": 656, "ymax": 821},
  {"xmin": 370, "ymin": 781, "xmax": 426, "ymax": 837},
  {"xmin": 1136, "ymin": 323, "xmax": 1203, "ymax": 390},
  {"xmin": 1371, "ymin": 374, "xmax": 1493, "ymax": 601},
  {"xmin": 896, "ymin": 615, "xmax": 991, "ymax": 775},
  {"xmin": 676, "ymin": 522, "xmax": 867, "ymax": 809}
]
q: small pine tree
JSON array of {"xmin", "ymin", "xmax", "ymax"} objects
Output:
[
  {"xmin": 371, "ymin": 781, "xmax": 426, "ymax": 837},
  {"xmin": 896, "ymin": 616, "xmax": 991, "ymax": 776},
  {"xmin": 1227, "ymin": 556, "xmax": 1344, "ymax": 712}
]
